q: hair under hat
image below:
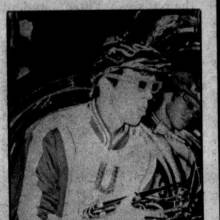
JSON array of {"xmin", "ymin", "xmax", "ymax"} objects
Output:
[{"xmin": 171, "ymin": 71, "xmax": 201, "ymax": 101}]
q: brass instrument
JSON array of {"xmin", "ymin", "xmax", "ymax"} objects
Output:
[{"xmin": 82, "ymin": 165, "xmax": 201, "ymax": 220}]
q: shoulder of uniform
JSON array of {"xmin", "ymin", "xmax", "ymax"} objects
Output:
[
  {"xmin": 138, "ymin": 123, "xmax": 172, "ymax": 150},
  {"xmin": 177, "ymin": 129, "xmax": 201, "ymax": 149},
  {"xmin": 27, "ymin": 102, "xmax": 91, "ymax": 139},
  {"xmin": 56, "ymin": 101, "xmax": 91, "ymax": 119}
]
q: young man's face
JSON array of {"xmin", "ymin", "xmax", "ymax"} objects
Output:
[
  {"xmin": 112, "ymin": 68, "xmax": 159, "ymax": 126},
  {"xmin": 166, "ymin": 91, "xmax": 200, "ymax": 130}
]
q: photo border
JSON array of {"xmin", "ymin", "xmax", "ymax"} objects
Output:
[{"xmin": 0, "ymin": 1, "xmax": 218, "ymax": 219}]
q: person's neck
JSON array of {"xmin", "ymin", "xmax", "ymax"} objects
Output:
[
  {"xmin": 96, "ymin": 95, "xmax": 124, "ymax": 136},
  {"xmin": 155, "ymin": 93, "xmax": 173, "ymax": 131}
]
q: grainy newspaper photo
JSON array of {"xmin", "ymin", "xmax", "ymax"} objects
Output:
[{"xmin": 8, "ymin": 10, "xmax": 203, "ymax": 220}]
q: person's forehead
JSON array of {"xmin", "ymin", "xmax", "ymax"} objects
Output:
[{"xmin": 121, "ymin": 68, "xmax": 156, "ymax": 81}]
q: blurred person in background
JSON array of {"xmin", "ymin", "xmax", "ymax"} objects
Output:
[{"xmin": 143, "ymin": 70, "xmax": 202, "ymax": 218}]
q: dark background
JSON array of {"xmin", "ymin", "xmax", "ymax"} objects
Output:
[{"xmin": 7, "ymin": 10, "xmax": 201, "ymax": 117}]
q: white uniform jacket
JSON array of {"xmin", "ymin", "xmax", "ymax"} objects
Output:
[{"xmin": 18, "ymin": 100, "xmax": 185, "ymax": 220}]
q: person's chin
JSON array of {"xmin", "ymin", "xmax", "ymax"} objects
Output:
[{"xmin": 128, "ymin": 116, "xmax": 142, "ymax": 126}]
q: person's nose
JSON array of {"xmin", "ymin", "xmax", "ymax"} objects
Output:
[{"xmin": 145, "ymin": 89, "xmax": 153, "ymax": 101}]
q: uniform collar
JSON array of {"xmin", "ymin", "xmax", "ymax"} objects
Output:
[
  {"xmin": 151, "ymin": 93, "xmax": 170, "ymax": 133},
  {"xmin": 152, "ymin": 112, "xmax": 170, "ymax": 136},
  {"xmin": 89, "ymin": 99, "xmax": 130, "ymax": 150}
]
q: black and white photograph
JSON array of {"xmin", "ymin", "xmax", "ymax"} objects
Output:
[{"xmin": 5, "ymin": 9, "xmax": 211, "ymax": 220}]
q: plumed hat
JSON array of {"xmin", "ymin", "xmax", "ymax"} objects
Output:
[{"xmin": 91, "ymin": 36, "xmax": 172, "ymax": 85}]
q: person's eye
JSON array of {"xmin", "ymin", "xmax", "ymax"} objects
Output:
[
  {"xmin": 152, "ymin": 83, "xmax": 160, "ymax": 93},
  {"xmin": 187, "ymin": 101, "xmax": 194, "ymax": 110},
  {"xmin": 138, "ymin": 81, "xmax": 147, "ymax": 90}
]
